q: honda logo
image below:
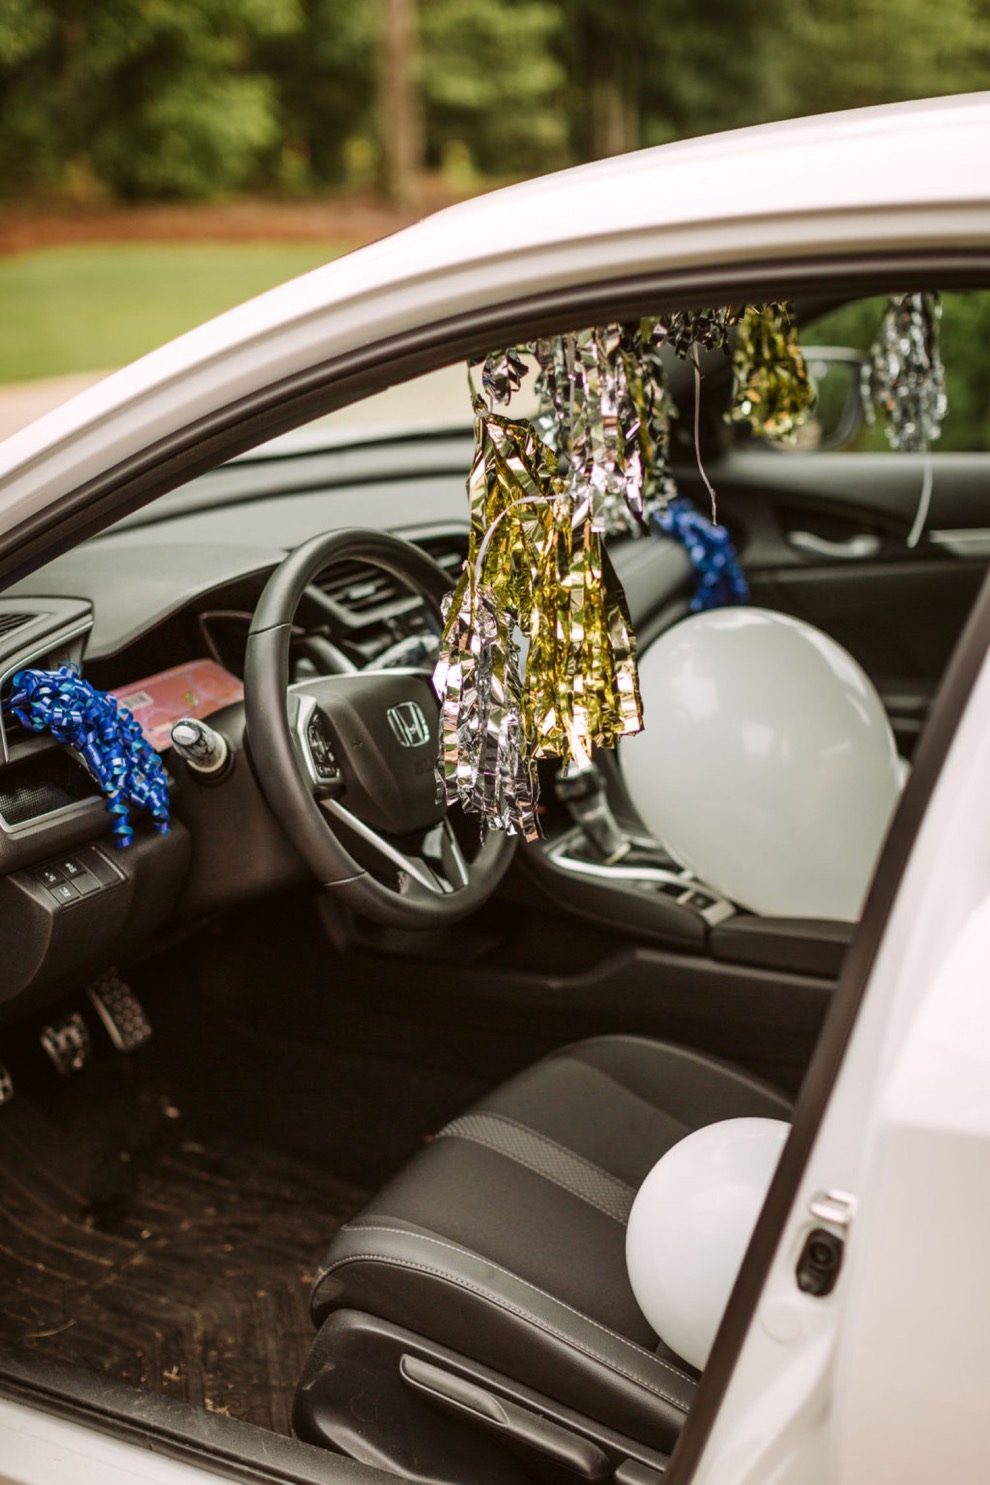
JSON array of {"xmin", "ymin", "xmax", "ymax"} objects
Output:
[{"xmin": 387, "ymin": 700, "xmax": 432, "ymax": 749}]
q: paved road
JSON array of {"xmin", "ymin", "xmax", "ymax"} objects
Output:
[
  {"xmin": 0, "ymin": 362, "xmax": 543, "ymax": 446},
  {"xmin": 0, "ymin": 373, "xmax": 108, "ymax": 441}
]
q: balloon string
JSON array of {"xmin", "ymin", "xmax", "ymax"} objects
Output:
[
  {"xmin": 906, "ymin": 450, "xmax": 933, "ymax": 549},
  {"xmin": 691, "ymin": 347, "xmax": 718, "ymax": 523}
]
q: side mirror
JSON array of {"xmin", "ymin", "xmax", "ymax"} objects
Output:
[{"xmin": 787, "ymin": 346, "xmax": 868, "ymax": 451}]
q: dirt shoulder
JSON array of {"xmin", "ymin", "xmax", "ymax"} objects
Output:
[{"xmin": 0, "ymin": 185, "xmax": 469, "ymax": 257}]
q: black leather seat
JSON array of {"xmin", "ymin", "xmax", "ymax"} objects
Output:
[{"xmin": 296, "ymin": 1035, "xmax": 792, "ymax": 1474}]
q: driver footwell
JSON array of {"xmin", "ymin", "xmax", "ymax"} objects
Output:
[{"xmin": 0, "ymin": 1068, "xmax": 366, "ymax": 1435}]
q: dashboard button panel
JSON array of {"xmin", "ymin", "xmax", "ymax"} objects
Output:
[{"xmin": 30, "ymin": 845, "xmax": 124, "ymax": 908}]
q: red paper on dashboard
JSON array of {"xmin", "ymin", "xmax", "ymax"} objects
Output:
[{"xmin": 113, "ymin": 659, "xmax": 244, "ymax": 753}]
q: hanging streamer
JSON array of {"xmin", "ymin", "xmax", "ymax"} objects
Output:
[
  {"xmin": 654, "ymin": 308, "xmax": 739, "ymax": 358},
  {"xmin": 727, "ymin": 304, "xmax": 816, "ymax": 442},
  {"xmin": 531, "ymin": 323, "xmax": 676, "ymax": 538},
  {"xmin": 8, "ymin": 666, "xmax": 170, "ymax": 846},
  {"xmin": 863, "ymin": 292, "xmax": 947, "ymax": 453},
  {"xmin": 863, "ymin": 292, "xmax": 947, "ymax": 548},
  {"xmin": 476, "ymin": 346, "xmax": 529, "ymax": 407}
]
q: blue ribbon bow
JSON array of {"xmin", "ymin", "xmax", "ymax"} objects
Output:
[
  {"xmin": 8, "ymin": 666, "xmax": 170, "ymax": 846},
  {"xmin": 653, "ymin": 498, "xmax": 749, "ymax": 612}
]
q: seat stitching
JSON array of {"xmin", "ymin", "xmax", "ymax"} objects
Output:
[
  {"xmin": 438, "ymin": 1114, "xmax": 633, "ymax": 1224},
  {"xmin": 454, "ymin": 1111, "xmax": 638, "ymax": 1193},
  {"xmin": 320, "ymin": 1251, "xmax": 690, "ymax": 1413},
  {"xmin": 328, "ymin": 1223, "xmax": 694, "ymax": 1385}
]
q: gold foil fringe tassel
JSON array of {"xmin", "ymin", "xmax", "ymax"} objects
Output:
[
  {"xmin": 726, "ymin": 304, "xmax": 816, "ymax": 442},
  {"xmin": 433, "ymin": 395, "xmax": 643, "ymax": 839}
]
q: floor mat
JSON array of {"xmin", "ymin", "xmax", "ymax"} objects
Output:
[{"xmin": 0, "ymin": 1086, "xmax": 367, "ymax": 1435}]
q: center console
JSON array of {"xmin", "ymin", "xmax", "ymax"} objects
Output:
[{"xmin": 524, "ymin": 760, "xmax": 852, "ymax": 981}]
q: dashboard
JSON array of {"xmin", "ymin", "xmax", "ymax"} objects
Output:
[{"xmin": 0, "ymin": 429, "xmax": 695, "ymax": 1022}]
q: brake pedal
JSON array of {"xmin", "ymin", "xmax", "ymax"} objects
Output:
[
  {"xmin": 87, "ymin": 970, "xmax": 152, "ymax": 1053},
  {"xmin": 41, "ymin": 1013, "xmax": 91, "ymax": 1076}
]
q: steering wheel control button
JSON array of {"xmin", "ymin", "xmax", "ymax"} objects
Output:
[
  {"xmin": 170, "ymin": 717, "xmax": 231, "ymax": 779},
  {"xmin": 40, "ymin": 1013, "xmax": 91, "ymax": 1076},
  {"xmin": 48, "ymin": 880, "xmax": 79, "ymax": 905},
  {"xmin": 306, "ymin": 715, "xmax": 341, "ymax": 786}
]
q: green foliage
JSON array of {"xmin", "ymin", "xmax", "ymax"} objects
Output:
[
  {"xmin": 638, "ymin": 0, "xmax": 795, "ymax": 140},
  {"xmin": 0, "ymin": 0, "xmax": 54, "ymax": 65},
  {"xmin": 90, "ymin": 73, "xmax": 282, "ymax": 201},
  {"xmin": 420, "ymin": 0, "xmax": 567, "ymax": 175},
  {"xmin": 0, "ymin": 2, "xmax": 65, "ymax": 191},
  {"xmin": 1, "ymin": 0, "xmax": 989, "ymax": 200},
  {"xmin": 782, "ymin": 0, "xmax": 990, "ymax": 115},
  {"xmin": 0, "ymin": 0, "xmax": 302, "ymax": 199},
  {"xmin": 259, "ymin": 0, "xmax": 379, "ymax": 188}
]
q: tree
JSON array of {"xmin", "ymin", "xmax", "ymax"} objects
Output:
[
  {"xmin": 0, "ymin": 0, "xmax": 301, "ymax": 200},
  {"xmin": 378, "ymin": 0, "xmax": 424, "ymax": 205},
  {"xmin": 258, "ymin": 0, "xmax": 378, "ymax": 190},
  {"xmin": 552, "ymin": 0, "xmax": 795, "ymax": 160},
  {"xmin": 781, "ymin": 0, "xmax": 990, "ymax": 117},
  {"xmin": 420, "ymin": 0, "xmax": 566, "ymax": 177}
]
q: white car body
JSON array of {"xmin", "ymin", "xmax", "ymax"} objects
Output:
[{"xmin": 2, "ymin": 92, "xmax": 990, "ymax": 1484}]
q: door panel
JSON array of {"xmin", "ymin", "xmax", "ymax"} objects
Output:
[{"xmin": 685, "ymin": 447, "xmax": 990, "ymax": 753}]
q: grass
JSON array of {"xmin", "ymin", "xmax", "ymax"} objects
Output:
[{"xmin": 0, "ymin": 241, "xmax": 353, "ymax": 382}]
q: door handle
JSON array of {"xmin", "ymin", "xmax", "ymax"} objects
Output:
[{"xmin": 787, "ymin": 530, "xmax": 881, "ymax": 561}]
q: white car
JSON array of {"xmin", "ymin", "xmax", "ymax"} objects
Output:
[{"xmin": 0, "ymin": 93, "xmax": 988, "ymax": 1485}]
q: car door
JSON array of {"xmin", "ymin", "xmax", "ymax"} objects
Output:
[{"xmin": 702, "ymin": 288, "xmax": 990, "ymax": 758}]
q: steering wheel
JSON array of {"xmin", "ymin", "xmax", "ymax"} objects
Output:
[{"xmin": 244, "ymin": 529, "xmax": 515, "ymax": 926}]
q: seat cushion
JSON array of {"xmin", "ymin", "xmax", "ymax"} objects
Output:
[{"xmin": 309, "ymin": 1035, "xmax": 792, "ymax": 1443}]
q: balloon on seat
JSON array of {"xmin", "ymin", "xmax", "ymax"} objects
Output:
[
  {"xmin": 625, "ymin": 1116, "xmax": 790, "ymax": 1370},
  {"xmin": 620, "ymin": 608, "xmax": 902, "ymax": 920}
]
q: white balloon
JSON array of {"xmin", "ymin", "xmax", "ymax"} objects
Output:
[
  {"xmin": 625, "ymin": 1117, "xmax": 789, "ymax": 1370},
  {"xmin": 620, "ymin": 608, "xmax": 901, "ymax": 919}
]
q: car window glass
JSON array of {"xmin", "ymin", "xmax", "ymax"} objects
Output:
[{"xmin": 796, "ymin": 290, "xmax": 990, "ymax": 453}]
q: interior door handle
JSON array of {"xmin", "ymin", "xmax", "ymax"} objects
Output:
[{"xmin": 787, "ymin": 530, "xmax": 881, "ymax": 561}]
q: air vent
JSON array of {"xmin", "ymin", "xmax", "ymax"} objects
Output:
[
  {"xmin": 313, "ymin": 561, "xmax": 405, "ymax": 616},
  {"xmin": 418, "ymin": 536, "xmax": 467, "ymax": 580},
  {"xmin": 0, "ymin": 612, "xmax": 37, "ymax": 640}
]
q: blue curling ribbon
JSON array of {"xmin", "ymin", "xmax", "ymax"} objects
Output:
[
  {"xmin": 653, "ymin": 497, "xmax": 749, "ymax": 612},
  {"xmin": 8, "ymin": 665, "xmax": 169, "ymax": 847}
]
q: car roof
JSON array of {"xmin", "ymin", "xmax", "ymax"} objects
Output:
[{"xmin": 1, "ymin": 92, "xmax": 988, "ymax": 534}]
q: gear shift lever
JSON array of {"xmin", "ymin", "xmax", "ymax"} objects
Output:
[{"xmin": 554, "ymin": 761, "xmax": 631, "ymax": 863}]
